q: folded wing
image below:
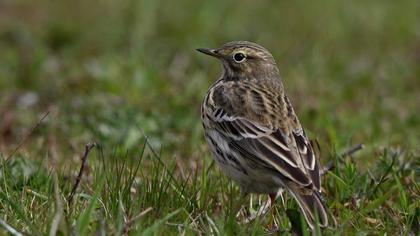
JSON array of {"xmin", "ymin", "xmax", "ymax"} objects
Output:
[{"xmin": 209, "ymin": 107, "xmax": 319, "ymax": 189}]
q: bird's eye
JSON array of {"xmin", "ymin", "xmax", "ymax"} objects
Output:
[{"xmin": 233, "ymin": 52, "xmax": 246, "ymax": 63}]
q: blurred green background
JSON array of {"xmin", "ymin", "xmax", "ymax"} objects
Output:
[
  {"xmin": 0, "ymin": 0, "xmax": 419, "ymax": 234},
  {"xmin": 0, "ymin": 0, "xmax": 419, "ymax": 169}
]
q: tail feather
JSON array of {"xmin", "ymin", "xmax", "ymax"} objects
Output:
[{"xmin": 288, "ymin": 187, "xmax": 328, "ymax": 229}]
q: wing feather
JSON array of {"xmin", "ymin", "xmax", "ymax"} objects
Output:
[
  {"xmin": 293, "ymin": 130, "xmax": 320, "ymax": 189},
  {"xmin": 209, "ymin": 110, "xmax": 315, "ymax": 187}
]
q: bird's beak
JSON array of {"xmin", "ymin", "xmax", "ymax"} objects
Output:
[{"xmin": 196, "ymin": 48, "xmax": 219, "ymax": 58}]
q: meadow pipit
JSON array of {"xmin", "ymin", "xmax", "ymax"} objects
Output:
[{"xmin": 197, "ymin": 41, "xmax": 328, "ymax": 229}]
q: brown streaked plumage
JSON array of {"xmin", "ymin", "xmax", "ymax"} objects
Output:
[{"xmin": 197, "ymin": 41, "xmax": 328, "ymax": 229}]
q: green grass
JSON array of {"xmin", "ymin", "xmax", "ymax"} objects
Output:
[{"xmin": 0, "ymin": 0, "xmax": 419, "ymax": 235}]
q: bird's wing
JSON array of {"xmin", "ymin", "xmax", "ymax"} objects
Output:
[{"xmin": 207, "ymin": 84, "xmax": 320, "ymax": 189}]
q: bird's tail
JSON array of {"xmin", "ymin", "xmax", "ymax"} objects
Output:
[{"xmin": 288, "ymin": 186, "xmax": 328, "ymax": 229}]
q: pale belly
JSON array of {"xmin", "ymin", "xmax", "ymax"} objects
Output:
[{"xmin": 204, "ymin": 129, "xmax": 282, "ymax": 194}]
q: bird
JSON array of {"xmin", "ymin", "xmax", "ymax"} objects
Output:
[{"xmin": 197, "ymin": 41, "xmax": 328, "ymax": 229}]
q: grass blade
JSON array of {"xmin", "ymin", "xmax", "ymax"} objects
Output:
[{"xmin": 141, "ymin": 209, "xmax": 182, "ymax": 235}]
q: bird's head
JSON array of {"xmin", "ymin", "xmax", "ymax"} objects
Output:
[{"xmin": 197, "ymin": 41, "xmax": 279, "ymax": 79}]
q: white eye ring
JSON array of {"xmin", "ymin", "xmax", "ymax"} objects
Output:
[{"xmin": 233, "ymin": 52, "xmax": 246, "ymax": 63}]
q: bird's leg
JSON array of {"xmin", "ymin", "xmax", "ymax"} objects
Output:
[
  {"xmin": 267, "ymin": 193, "xmax": 277, "ymax": 230},
  {"xmin": 235, "ymin": 193, "xmax": 249, "ymax": 222},
  {"xmin": 278, "ymin": 188, "xmax": 285, "ymax": 206}
]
